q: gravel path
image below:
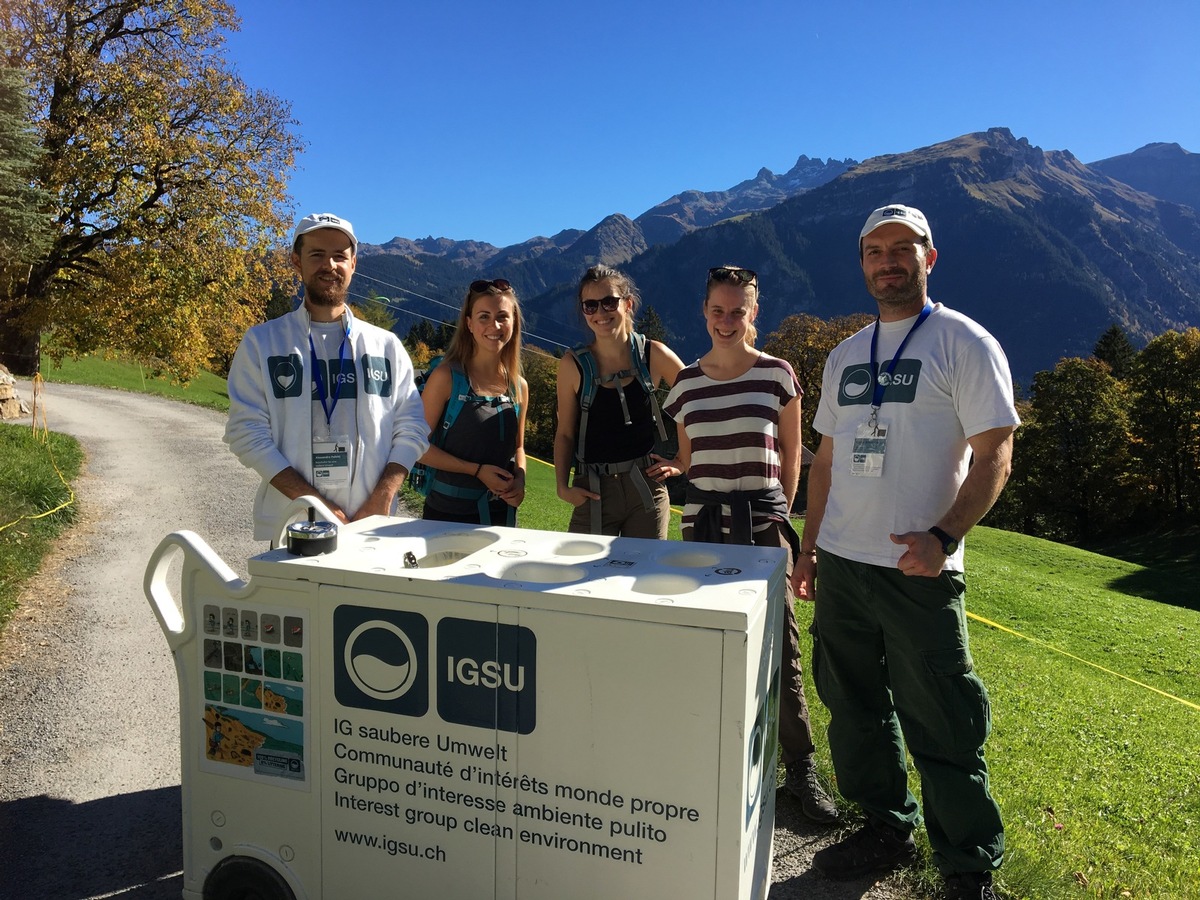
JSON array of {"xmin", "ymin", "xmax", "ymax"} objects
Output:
[{"xmin": 0, "ymin": 380, "xmax": 910, "ymax": 899}]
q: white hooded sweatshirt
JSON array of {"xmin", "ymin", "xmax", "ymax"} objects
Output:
[{"xmin": 224, "ymin": 304, "xmax": 430, "ymax": 540}]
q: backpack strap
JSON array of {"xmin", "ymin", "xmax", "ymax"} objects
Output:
[
  {"xmin": 630, "ymin": 332, "xmax": 668, "ymax": 443},
  {"xmin": 409, "ymin": 356, "xmax": 471, "ymax": 497},
  {"xmin": 419, "ymin": 361, "xmax": 473, "ymax": 498},
  {"xmin": 435, "ymin": 362, "xmax": 472, "ymax": 443},
  {"xmin": 573, "ymin": 345, "xmax": 601, "ymax": 465}
]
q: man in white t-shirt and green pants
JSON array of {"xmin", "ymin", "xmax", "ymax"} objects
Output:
[{"xmin": 794, "ymin": 205, "xmax": 1020, "ymax": 900}]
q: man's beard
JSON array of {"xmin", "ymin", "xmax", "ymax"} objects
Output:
[
  {"xmin": 305, "ymin": 276, "xmax": 349, "ymax": 308},
  {"xmin": 865, "ymin": 266, "xmax": 926, "ymax": 311}
]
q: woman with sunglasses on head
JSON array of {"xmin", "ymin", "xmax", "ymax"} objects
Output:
[
  {"xmin": 417, "ymin": 279, "xmax": 528, "ymax": 526},
  {"xmin": 663, "ymin": 265, "xmax": 838, "ymax": 825},
  {"xmin": 554, "ymin": 265, "xmax": 685, "ymax": 539}
]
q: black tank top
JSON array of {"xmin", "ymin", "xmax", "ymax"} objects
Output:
[
  {"xmin": 428, "ymin": 389, "xmax": 517, "ymax": 514},
  {"xmin": 576, "ymin": 351, "xmax": 656, "ymax": 464}
]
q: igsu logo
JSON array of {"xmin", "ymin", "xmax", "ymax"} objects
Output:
[
  {"xmin": 448, "ymin": 656, "xmax": 525, "ymax": 691},
  {"xmin": 345, "ymin": 620, "xmax": 417, "ymax": 699},
  {"xmin": 268, "ymin": 354, "xmax": 304, "ymax": 398},
  {"xmin": 837, "ymin": 359, "xmax": 923, "ymax": 406},
  {"xmin": 333, "ymin": 606, "xmax": 428, "ymax": 717},
  {"xmin": 361, "ymin": 355, "xmax": 393, "ymax": 396},
  {"xmin": 438, "ymin": 618, "xmax": 536, "ymax": 734}
]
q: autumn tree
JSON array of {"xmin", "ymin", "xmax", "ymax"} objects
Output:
[
  {"xmin": 762, "ymin": 311, "xmax": 874, "ymax": 446},
  {"xmin": 404, "ymin": 319, "xmax": 455, "ymax": 356},
  {"xmin": 1002, "ymin": 357, "xmax": 1142, "ymax": 540},
  {"xmin": 1128, "ymin": 328, "xmax": 1200, "ymax": 517},
  {"xmin": 0, "ymin": 1, "xmax": 302, "ymax": 379},
  {"xmin": 264, "ymin": 280, "xmax": 297, "ymax": 323},
  {"xmin": 407, "ymin": 340, "xmax": 435, "ymax": 371}
]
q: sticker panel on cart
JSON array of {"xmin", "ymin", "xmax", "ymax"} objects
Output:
[{"xmin": 199, "ymin": 601, "xmax": 310, "ymax": 788}]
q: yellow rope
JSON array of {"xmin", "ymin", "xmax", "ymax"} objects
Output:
[{"xmin": 968, "ymin": 610, "xmax": 1200, "ymax": 712}]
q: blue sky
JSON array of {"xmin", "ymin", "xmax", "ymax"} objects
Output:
[{"xmin": 224, "ymin": 0, "xmax": 1200, "ymax": 248}]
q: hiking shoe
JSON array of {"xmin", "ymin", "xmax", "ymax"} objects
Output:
[
  {"xmin": 944, "ymin": 871, "xmax": 998, "ymax": 900},
  {"xmin": 783, "ymin": 758, "xmax": 839, "ymax": 824},
  {"xmin": 812, "ymin": 820, "xmax": 918, "ymax": 880}
]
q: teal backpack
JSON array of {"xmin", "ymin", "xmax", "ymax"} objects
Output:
[
  {"xmin": 409, "ymin": 356, "xmax": 520, "ymax": 525},
  {"xmin": 572, "ymin": 331, "xmax": 667, "ymax": 463}
]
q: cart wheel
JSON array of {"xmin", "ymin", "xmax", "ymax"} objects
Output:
[{"xmin": 204, "ymin": 856, "xmax": 296, "ymax": 900}]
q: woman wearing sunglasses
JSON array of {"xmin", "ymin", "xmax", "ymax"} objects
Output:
[
  {"xmin": 417, "ymin": 279, "xmax": 528, "ymax": 526},
  {"xmin": 554, "ymin": 264, "xmax": 685, "ymax": 538},
  {"xmin": 663, "ymin": 265, "xmax": 838, "ymax": 825}
]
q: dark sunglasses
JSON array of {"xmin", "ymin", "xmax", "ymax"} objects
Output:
[
  {"xmin": 580, "ymin": 295, "xmax": 623, "ymax": 315},
  {"xmin": 470, "ymin": 278, "xmax": 512, "ymax": 294},
  {"xmin": 707, "ymin": 266, "xmax": 758, "ymax": 286}
]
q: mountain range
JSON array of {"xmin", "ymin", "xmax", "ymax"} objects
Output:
[{"xmin": 355, "ymin": 131, "xmax": 1200, "ymax": 382}]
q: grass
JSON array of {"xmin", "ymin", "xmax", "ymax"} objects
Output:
[
  {"xmin": 39, "ymin": 351, "xmax": 232, "ymax": 412},
  {"xmin": 963, "ymin": 529, "xmax": 1198, "ymax": 899},
  {"xmin": 790, "ymin": 526, "xmax": 1199, "ymax": 900},
  {"xmin": 7, "ymin": 351, "xmax": 1200, "ymax": 898},
  {"xmin": 0, "ymin": 423, "xmax": 83, "ymax": 632}
]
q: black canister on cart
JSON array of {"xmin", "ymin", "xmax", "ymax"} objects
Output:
[{"xmin": 285, "ymin": 507, "xmax": 338, "ymax": 556}]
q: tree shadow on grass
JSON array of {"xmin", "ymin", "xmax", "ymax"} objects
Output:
[
  {"xmin": 0, "ymin": 787, "xmax": 182, "ymax": 899},
  {"xmin": 1081, "ymin": 523, "xmax": 1200, "ymax": 612},
  {"xmin": 1106, "ymin": 567, "xmax": 1200, "ymax": 612}
]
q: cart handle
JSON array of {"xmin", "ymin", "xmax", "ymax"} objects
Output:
[{"xmin": 143, "ymin": 530, "xmax": 244, "ymax": 650}]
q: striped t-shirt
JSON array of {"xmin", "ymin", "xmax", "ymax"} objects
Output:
[{"xmin": 664, "ymin": 354, "xmax": 802, "ymax": 536}]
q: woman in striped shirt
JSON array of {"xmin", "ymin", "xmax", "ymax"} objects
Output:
[{"xmin": 664, "ymin": 265, "xmax": 838, "ymax": 825}]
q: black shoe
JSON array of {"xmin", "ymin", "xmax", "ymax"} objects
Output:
[
  {"xmin": 783, "ymin": 758, "xmax": 839, "ymax": 824},
  {"xmin": 944, "ymin": 871, "xmax": 997, "ymax": 900},
  {"xmin": 812, "ymin": 820, "xmax": 918, "ymax": 880}
]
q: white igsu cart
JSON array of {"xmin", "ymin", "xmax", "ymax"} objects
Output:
[{"xmin": 145, "ymin": 508, "xmax": 784, "ymax": 900}]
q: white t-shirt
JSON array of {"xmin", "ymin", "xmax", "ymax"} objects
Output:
[
  {"xmin": 309, "ymin": 318, "xmax": 360, "ymax": 512},
  {"xmin": 811, "ymin": 303, "xmax": 1020, "ymax": 569}
]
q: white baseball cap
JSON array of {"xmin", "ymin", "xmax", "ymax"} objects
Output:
[
  {"xmin": 293, "ymin": 213, "xmax": 357, "ymax": 250},
  {"xmin": 859, "ymin": 205, "xmax": 933, "ymax": 245}
]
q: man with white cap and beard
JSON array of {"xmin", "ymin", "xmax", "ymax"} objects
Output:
[
  {"xmin": 225, "ymin": 213, "xmax": 429, "ymax": 541},
  {"xmin": 794, "ymin": 205, "xmax": 1019, "ymax": 900}
]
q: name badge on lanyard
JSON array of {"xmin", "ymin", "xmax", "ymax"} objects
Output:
[
  {"xmin": 851, "ymin": 422, "xmax": 887, "ymax": 477},
  {"xmin": 312, "ymin": 438, "xmax": 352, "ymax": 493},
  {"xmin": 310, "ymin": 322, "xmax": 354, "ymax": 494},
  {"xmin": 849, "ymin": 303, "xmax": 931, "ymax": 478}
]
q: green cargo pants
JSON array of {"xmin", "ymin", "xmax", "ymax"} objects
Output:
[{"xmin": 811, "ymin": 549, "xmax": 1004, "ymax": 875}]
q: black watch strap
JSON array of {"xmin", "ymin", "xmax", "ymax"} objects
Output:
[{"xmin": 928, "ymin": 526, "xmax": 959, "ymax": 556}]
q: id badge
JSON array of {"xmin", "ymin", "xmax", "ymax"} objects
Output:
[
  {"xmin": 850, "ymin": 421, "xmax": 887, "ymax": 477},
  {"xmin": 312, "ymin": 437, "xmax": 352, "ymax": 493}
]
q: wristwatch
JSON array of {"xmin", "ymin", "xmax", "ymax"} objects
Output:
[{"xmin": 928, "ymin": 526, "xmax": 959, "ymax": 556}]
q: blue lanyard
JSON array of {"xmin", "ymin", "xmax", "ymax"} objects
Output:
[
  {"xmin": 309, "ymin": 321, "xmax": 350, "ymax": 427},
  {"xmin": 869, "ymin": 302, "xmax": 932, "ymax": 411}
]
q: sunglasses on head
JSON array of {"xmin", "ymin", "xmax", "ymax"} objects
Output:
[
  {"xmin": 470, "ymin": 278, "xmax": 512, "ymax": 294},
  {"xmin": 707, "ymin": 266, "xmax": 758, "ymax": 286},
  {"xmin": 580, "ymin": 295, "xmax": 623, "ymax": 315}
]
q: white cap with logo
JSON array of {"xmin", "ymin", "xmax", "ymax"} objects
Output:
[
  {"xmin": 293, "ymin": 213, "xmax": 358, "ymax": 250},
  {"xmin": 859, "ymin": 205, "xmax": 932, "ymax": 245}
]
